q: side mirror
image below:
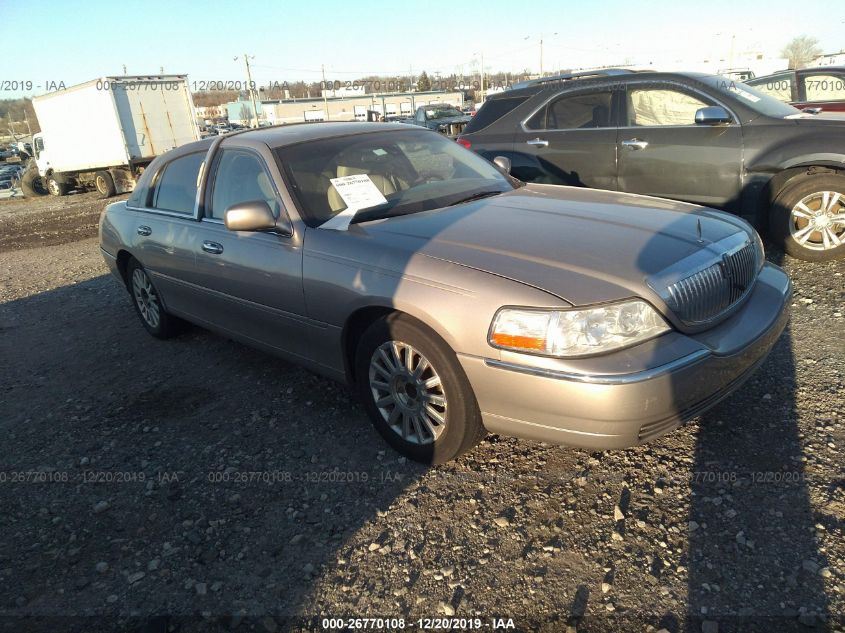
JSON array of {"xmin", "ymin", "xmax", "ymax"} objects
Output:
[
  {"xmin": 493, "ymin": 155, "xmax": 511, "ymax": 175},
  {"xmin": 695, "ymin": 106, "xmax": 732, "ymax": 126},
  {"xmin": 224, "ymin": 200, "xmax": 277, "ymax": 232}
]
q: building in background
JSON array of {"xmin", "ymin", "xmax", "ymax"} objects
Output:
[
  {"xmin": 810, "ymin": 50, "xmax": 845, "ymax": 67},
  {"xmin": 225, "ymin": 90, "xmax": 464, "ymax": 125}
]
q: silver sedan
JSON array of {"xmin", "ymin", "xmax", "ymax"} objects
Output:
[{"xmin": 99, "ymin": 123, "xmax": 791, "ymax": 463}]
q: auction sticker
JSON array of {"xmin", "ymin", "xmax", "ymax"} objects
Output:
[{"xmin": 321, "ymin": 174, "xmax": 388, "ymax": 230}]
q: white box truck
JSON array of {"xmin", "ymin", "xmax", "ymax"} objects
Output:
[{"xmin": 25, "ymin": 75, "xmax": 199, "ymax": 198}]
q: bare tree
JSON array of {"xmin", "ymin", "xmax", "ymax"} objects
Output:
[{"xmin": 781, "ymin": 35, "xmax": 823, "ymax": 69}]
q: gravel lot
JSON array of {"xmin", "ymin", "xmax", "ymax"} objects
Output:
[{"xmin": 0, "ymin": 192, "xmax": 842, "ymax": 633}]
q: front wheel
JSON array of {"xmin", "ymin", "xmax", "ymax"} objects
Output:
[
  {"xmin": 770, "ymin": 174, "xmax": 845, "ymax": 261},
  {"xmin": 355, "ymin": 314, "xmax": 486, "ymax": 464},
  {"xmin": 46, "ymin": 176, "xmax": 69, "ymax": 196}
]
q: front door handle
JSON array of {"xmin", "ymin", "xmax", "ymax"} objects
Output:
[
  {"xmin": 201, "ymin": 240, "xmax": 224, "ymax": 255},
  {"xmin": 621, "ymin": 138, "xmax": 649, "ymax": 150},
  {"xmin": 525, "ymin": 138, "xmax": 549, "ymax": 147},
  {"xmin": 136, "ymin": 225, "xmax": 152, "ymax": 236}
]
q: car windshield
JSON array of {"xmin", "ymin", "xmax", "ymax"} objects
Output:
[
  {"xmin": 426, "ymin": 106, "xmax": 464, "ymax": 119},
  {"xmin": 275, "ymin": 128, "xmax": 514, "ymax": 227},
  {"xmin": 703, "ymin": 75, "xmax": 801, "ymax": 118}
]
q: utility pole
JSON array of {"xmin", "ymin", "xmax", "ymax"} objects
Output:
[
  {"xmin": 236, "ymin": 54, "xmax": 260, "ymax": 128},
  {"xmin": 122, "ymin": 64, "xmax": 127, "ymax": 75},
  {"xmin": 540, "ymin": 35, "xmax": 544, "ymax": 76},
  {"xmin": 321, "ymin": 64, "xmax": 329, "ymax": 122},
  {"xmin": 480, "ymin": 52, "xmax": 485, "ymax": 105}
]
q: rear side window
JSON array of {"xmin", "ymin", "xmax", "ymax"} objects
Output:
[
  {"xmin": 151, "ymin": 152, "xmax": 205, "ymax": 214},
  {"xmin": 462, "ymin": 96, "xmax": 529, "ymax": 133},
  {"xmin": 526, "ymin": 91, "xmax": 614, "ymax": 130}
]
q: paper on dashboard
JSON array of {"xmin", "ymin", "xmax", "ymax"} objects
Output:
[{"xmin": 320, "ymin": 174, "xmax": 388, "ymax": 231}]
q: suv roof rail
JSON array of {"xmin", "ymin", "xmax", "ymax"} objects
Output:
[{"xmin": 510, "ymin": 68, "xmax": 636, "ymax": 90}]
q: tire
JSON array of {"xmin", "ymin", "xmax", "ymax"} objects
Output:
[
  {"xmin": 46, "ymin": 175, "xmax": 69, "ymax": 196},
  {"xmin": 770, "ymin": 174, "xmax": 845, "ymax": 261},
  {"xmin": 354, "ymin": 313, "xmax": 486, "ymax": 464},
  {"xmin": 126, "ymin": 259, "xmax": 182, "ymax": 339},
  {"xmin": 20, "ymin": 166, "xmax": 47, "ymax": 197},
  {"xmin": 94, "ymin": 171, "xmax": 116, "ymax": 199}
]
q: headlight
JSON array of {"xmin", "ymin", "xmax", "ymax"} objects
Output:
[
  {"xmin": 752, "ymin": 229, "xmax": 765, "ymax": 271},
  {"xmin": 489, "ymin": 300, "xmax": 671, "ymax": 358}
]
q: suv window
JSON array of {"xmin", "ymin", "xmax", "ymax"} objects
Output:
[
  {"xmin": 627, "ymin": 88, "xmax": 710, "ymax": 126},
  {"xmin": 209, "ymin": 149, "xmax": 280, "ymax": 220},
  {"xmin": 526, "ymin": 91, "xmax": 613, "ymax": 130},
  {"xmin": 151, "ymin": 151, "xmax": 205, "ymax": 214},
  {"xmin": 747, "ymin": 74, "xmax": 794, "ymax": 101},
  {"xmin": 462, "ymin": 95, "xmax": 529, "ymax": 133},
  {"xmin": 802, "ymin": 72, "xmax": 845, "ymax": 101}
]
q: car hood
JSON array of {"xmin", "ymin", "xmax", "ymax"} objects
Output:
[{"xmin": 361, "ymin": 184, "xmax": 751, "ymax": 307}]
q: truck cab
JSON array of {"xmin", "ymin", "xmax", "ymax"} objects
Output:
[{"xmin": 32, "ymin": 133, "xmax": 49, "ymax": 177}]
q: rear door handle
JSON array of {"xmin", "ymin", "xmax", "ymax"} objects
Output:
[
  {"xmin": 201, "ymin": 240, "xmax": 224, "ymax": 255},
  {"xmin": 525, "ymin": 138, "xmax": 549, "ymax": 147},
  {"xmin": 136, "ymin": 225, "xmax": 152, "ymax": 236},
  {"xmin": 621, "ymin": 138, "xmax": 649, "ymax": 150}
]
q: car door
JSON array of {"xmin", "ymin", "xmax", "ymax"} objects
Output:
[
  {"xmin": 616, "ymin": 82, "xmax": 743, "ymax": 211},
  {"xmin": 126, "ymin": 150, "xmax": 205, "ymax": 316},
  {"xmin": 511, "ymin": 87, "xmax": 619, "ymax": 189},
  {"xmin": 186, "ymin": 145, "xmax": 310, "ymax": 358}
]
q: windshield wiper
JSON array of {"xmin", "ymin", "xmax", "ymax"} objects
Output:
[{"xmin": 447, "ymin": 190, "xmax": 504, "ymax": 207}]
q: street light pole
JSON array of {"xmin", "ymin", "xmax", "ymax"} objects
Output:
[{"xmin": 322, "ymin": 64, "xmax": 329, "ymax": 122}]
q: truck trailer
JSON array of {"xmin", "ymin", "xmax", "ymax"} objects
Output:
[{"xmin": 26, "ymin": 75, "xmax": 199, "ymax": 198}]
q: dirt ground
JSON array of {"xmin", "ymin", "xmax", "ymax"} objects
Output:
[{"xmin": 0, "ymin": 192, "xmax": 843, "ymax": 633}]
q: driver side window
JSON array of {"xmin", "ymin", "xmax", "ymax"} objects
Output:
[
  {"xmin": 209, "ymin": 150, "xmax": 280, "ymax": 220},
  {"xmin": 628, "ymin": 88, "xmax": 709, "ymax": 126}
]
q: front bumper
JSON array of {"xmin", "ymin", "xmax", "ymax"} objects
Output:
[{"xmin": 458, "ymin": 263, "xmax": 792, "ymax": 450}]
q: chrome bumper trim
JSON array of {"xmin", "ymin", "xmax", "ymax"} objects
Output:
[{"xmin": 483, "ymin": 350, "xmax": 711, "ymax": 385}]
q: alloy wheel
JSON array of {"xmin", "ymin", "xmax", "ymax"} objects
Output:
[
  {"xmin": 368, "ymin": 340, "xmax": 447, "ymax": 445},
  {"xmin": 790, "ymin": 191, "xmax": 845, "ymax": 251},
  {"xmin": 132, "ymin": 268, "xmax": 161, "ymax": 328}
]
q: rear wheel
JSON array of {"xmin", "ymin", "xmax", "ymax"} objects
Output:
[
  {"xmin": 126, "ymin": 259, "xmax": 182, "ymax": 339},
  {"xmin": 94, "ymin": 171, "xmax": 116, "ymax": 198},
  {"xmin": 770, "ymin": 174, "xmax": 845, "ymax": 261},
  {"xmin": 355, "ymin": 314, "xmax": 486, "ymax": 464},
  {"xmin": 46, "ymin": 175, "xmax": 69, "ymax": 196}
]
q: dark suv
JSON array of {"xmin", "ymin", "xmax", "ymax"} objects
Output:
[{"xmin": 458, "ymin": 69, "xmax": 845, "ymax": 261}]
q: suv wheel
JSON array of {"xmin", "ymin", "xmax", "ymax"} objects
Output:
[
  {"xmin": 771, "ymin": 174, "xmax": 845, "ymax": 261},
  {"xmin": 355, "ymin": 314, "xmax": 486, "ymax": 464}
]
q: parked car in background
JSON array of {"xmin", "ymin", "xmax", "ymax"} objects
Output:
[
  {"xmin": 746, "ymin": 67, "xmax": 845, "ymax": 113},
  {"xmin": 100, "ymin": 123, "xmax": 790, "ymax": 464},
  {"xmin": 458, "ymin": 69, "xmax": 845, "ymax": 261},
  {"xmin": 403, "ymin": 103, "xmax": 471, "ymax": 137}
]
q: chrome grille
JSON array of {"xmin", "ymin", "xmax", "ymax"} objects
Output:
[{"xmin": 664, "ymin": 241, "xmax": 759, "ymax": 325}]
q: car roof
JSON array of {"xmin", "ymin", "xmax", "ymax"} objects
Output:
[
  {"xmin": 493, "ymin": 70, "xmax": 721, "ymax": 99},
  {"xmin": 221, "ymin": 121, "xmax": 421, "ymax": 148}
]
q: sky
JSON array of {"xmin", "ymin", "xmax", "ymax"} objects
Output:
[{"xmin": 1, "ymin": 0, "xmax": 843, "ymax": 98}]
